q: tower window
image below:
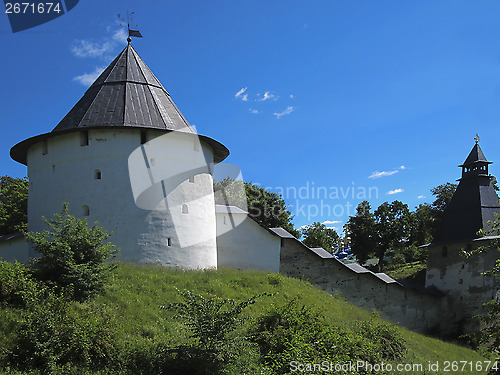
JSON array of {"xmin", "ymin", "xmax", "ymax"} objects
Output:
[
  {"xmin": 167, "ymin": 237, "xmax": 172, "ymax": 247},
  {"xmin": 42, "ymin": 140, "xmax": 48, "ymax": 155},
  {"xmin": 182, "ymin": 204, "xmax": 189, "ymax": 214},
  {"xmin": 94, "ymin": 169, "xmax": 102, "ymax": 180},
  {"xmin": 80, "ymin": 131, "xmax": 89, "ymax": 146},
  {"xmin": 52, "ymin": 165, "xmax": 56, "ymax": 173},
  {"xmin": 223, "ymin": 215, "xmax": 227, "ymax": 225},
  {"xmin": 141, "ymin": 130, "xmax": 148, "ymax": 144},
  {"xmin": 189, "ymin": 174, "xmax": 195, "ymax": 183},
  {"xmin": 82, "ymin": 205, "xmax": 90, "ymax": 216},
  {"xmin": 442, "ymin": 246, "xmax": 448, "ymax": 258}
]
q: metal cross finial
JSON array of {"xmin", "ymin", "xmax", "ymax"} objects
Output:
[{"xmin": 475, "ymin": 134, "xmax": 480, "ymax": 144}]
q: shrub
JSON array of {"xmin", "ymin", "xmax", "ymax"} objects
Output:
[
  {"xmin": 0, "ymin": 260, "xmax": 38, "ymax": 307},
  {"xmin": 161, "ymin": 289, "xmax": 266, "ymax": 374},
  {"xmin": 26, "ymin": 203, "xmax": 118, "ymax": 302},
  {"xmin": 6, "ymin": 288, "xmax": 116, "ymax": 372}
]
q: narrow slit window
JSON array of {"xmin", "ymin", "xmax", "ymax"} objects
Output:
[
  {"xmin": 52, "ymin": 165, "xmax": 56, "ymax": 173},
  {"xmin": 82, "ymin": 205, "xmax": 90, "ymax": 216},
  {"xmin": 182, "ymin": 204, "xmax": 189, "ymax": 214},
  {"xmin": 42, "ymin": 140, "xmax": 48, "ymax": 155},
  {"xmin": 80, "ymin": 131, "xmax": 89, "ymax": 146},
  {"xmin": 167, "ymin": 237, "xmax": 172, "ymax": 247},
  {"xmin": 141, "ymin": 130, "xmax": 148, "ymax": 144},
  {"xmin": 189, "ymin": 174, "xmax": 195, "ymax": 183},
  {"xmin": 223, "ymin": 215, "xmax": 227, "ymax": 225},
  {"xmin": 95, "ymin": 169, "xmax": 102, "ymax": 180}
]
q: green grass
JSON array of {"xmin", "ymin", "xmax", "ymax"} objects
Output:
[
  {"xmin": 0, "ymin": 262, "xmax": 494, "ymax": 374},
  {"xmin": 385, "ymin": 261, "xmax": 427, "ymax": 282}
]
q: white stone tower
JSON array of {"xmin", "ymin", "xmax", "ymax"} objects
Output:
[{"xmin": 10, "ymin": 41, "xmax": 229, "ymax": 268}]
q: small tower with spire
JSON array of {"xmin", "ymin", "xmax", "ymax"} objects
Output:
[{"xmin": 425, "ymin": 138, "xmax": 500, "ymax": 335}]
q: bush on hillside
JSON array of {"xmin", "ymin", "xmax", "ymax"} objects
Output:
[{"xmin": 26, "ymin": 203, "xmax": 117, "ymax": 302}]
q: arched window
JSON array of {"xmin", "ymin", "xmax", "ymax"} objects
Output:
[
  {"xmin": 182, "ymin": 204, "xmax": 189, "ymax": 214},
  {"xmin": 82, "ymin": 205, "xmax": 90, "ymax": 216}
]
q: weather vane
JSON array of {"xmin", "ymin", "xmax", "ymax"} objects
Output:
[
  {"xmin": 474, "ymin": 134, "xmax": 480, "ymax": 144},
  {"xmin": 117, "ymin": 10, "xmax": 143, "ymax": 44}
]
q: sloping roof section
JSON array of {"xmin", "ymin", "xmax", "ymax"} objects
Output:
[
  {"xmin": 460, "ymin": 143, "xmax": 491, "ymax": 167},
  {"xmin": 53, "ymin": 44, "xmax": 194, "ymax": 132}
]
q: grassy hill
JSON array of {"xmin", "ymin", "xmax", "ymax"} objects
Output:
[{"xmin": 0, "ymin": 262, "xmax": 494, "ymax": 374}]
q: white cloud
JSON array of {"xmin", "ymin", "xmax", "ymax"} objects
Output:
[
  {"xmin": 417, "ymin": 195, "xmax": 426, "ymax": 199},
  {"xmin": 369, "ymin": 170, "xmax": 398, "ymax": 179},
  {"xmin": 387, "ymin": 188, "xmax": 404, "ymax": 195},
  {"xmin": 273, "ymin": 106, "xmax": 295, "ymax": 119},
  {"xmin": 73, "ymin": 66, "xmax": 106, "ymax": 86},
  {"xmin": 290, "ymin": 94, "xmax": 294, "ymax": 99},
  {"xmin": 235, "ymin": 87, "xmax": 247, "ymax": 99},
  {"xmin": 242, "ymin": 94, "xmax": 249, "ymax": 101},
  {"xmin": 326, "ymin": 226, "xmax": 339, "ymax": 231},
  {"xmin": 322, "ymin": 220, "xmax": 342, "ymax": 225},
  {"xmin": 249, "ymin": 108, "xmax": 259, "ymax": 114},
  {"xmin": 71, "ymin": 40, "xmax": 113, "ymax": 58},
  {"xmin": 258, "ymin": 91, "xmax": 277, "ymax": 101},
  {"xmin": 368, "ymin": 165, "xmax": 406, "ymax": 179},
  {"xmin": 112, "ymin": 28, "xmax": 128, "ymax": 44}
]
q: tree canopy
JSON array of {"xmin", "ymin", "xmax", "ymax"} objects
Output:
[
  {"xmin": 214, "ymin": 179, "xmax": 299, "ymax": 237},
  {"xmin": 346, "ymin": 201, "xmax": 376, "ymax": 265},
  {"xmin": 0, "ymin": 176, "xmax": 28, "ymax": 236},
  {"xmin": 300, "ymin": 222, "xmax": 340, "ymax": 253}
]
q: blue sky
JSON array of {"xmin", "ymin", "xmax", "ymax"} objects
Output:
[{"xmin": 2, "ymin": 1, "xmax": 500, "ymax": 233}]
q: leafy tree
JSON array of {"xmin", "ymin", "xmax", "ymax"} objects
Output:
[
  {"xmin": 374, "ymin": 201, "xmax": 411, "ymax": 271},
  {"xmin": 214, "ymin": 179, "xmax": 299, "ymax": 237},
  {"xmin": 409, "ymin": 203, "xmax": 435, "ymax": 246},
  {"xmin": 301, "ymin": 222, "xmax": 340, "ymax": 253},
  {"xmin": 25, "ymin": 203, "xmax": 118, "ymax": 302},
  {"xmin": 0, "ymin": 176, "xmax": 28, "ymax": 235},
  {"xmin": 346, "ymin": 201, "xmax": 376, "ymax": 265},
  {"xmin": 430, "ymin": 182, "xmax": 457, "ymax": 214}
]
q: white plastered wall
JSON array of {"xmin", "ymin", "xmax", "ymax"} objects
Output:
[
  {"xmin": 26, "ymin": 128, "xmax": 217, "ymax": 268},
  {"xmin": 216, "ymin": 211, "xmax": 280, "ymax": 273}
]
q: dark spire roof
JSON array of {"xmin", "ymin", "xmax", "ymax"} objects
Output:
[
  {"xmin": 433, "ymin": 142, "xmax": 500, "ymax": 244},
  {"xmin": 53, "ymin": 44, "xmax": 194, "ymax": 132},
  {"xmin": 11, "ymin": 44, "xmax": 229, "ymax": 165},
  {"xmin": 459, "ymin": 143, "xmax": 491, "ymax": 167}
]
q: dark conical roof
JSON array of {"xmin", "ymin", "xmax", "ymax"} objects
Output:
[
  {"xmin": 54, "ymin": 43, "xmax": 194, "ymax": 132},
  {"xmin": 11, "ymin": 43, "xmax": 229, "ymax": 165},
  {"xmin": 433, "ymin": 143, "xmax": 500, "ymax": 244},
  {"xmin": 459, "ymin": 143, "xmax": 491, "ymax": 167}
]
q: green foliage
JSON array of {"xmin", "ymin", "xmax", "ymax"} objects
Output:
[
  {"xmin": 374, "ymin": 200, "xmax": 411, "ymax": 271},
  {"xmin": 409, "ymin": 203, "xmax": 435, "ymax": 246},
  {"xmin": 214, "ymin": 179, "xmax": 299, "ymax": 237},
  {"xmin": 301, "ymin": 222, "xmax": 340, "ymax": 253},
  {"xmin": 347, "ymin": 201, "xmax": 376, "ymax": 265},
  {"xmin": 251, "ymin": 299, "xmax": 406, "ymax": 374},
  {"xmin": 0, "ymin": 176, "xmax": 28, "ymax": 236},
  {"xmin": 6, "ymin": 288, "xmax": 116, "ymax": 372},
  {"xmin": 25, "ymin": 203, "xmax": 118, "ymax": 302},
  {"xmin": 161, "ymin": 289, "xmax": 267, "ymax": 374},
  {"xmin": 0, "ymin": 260, "xmax": 38, "ymax": 307}
]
